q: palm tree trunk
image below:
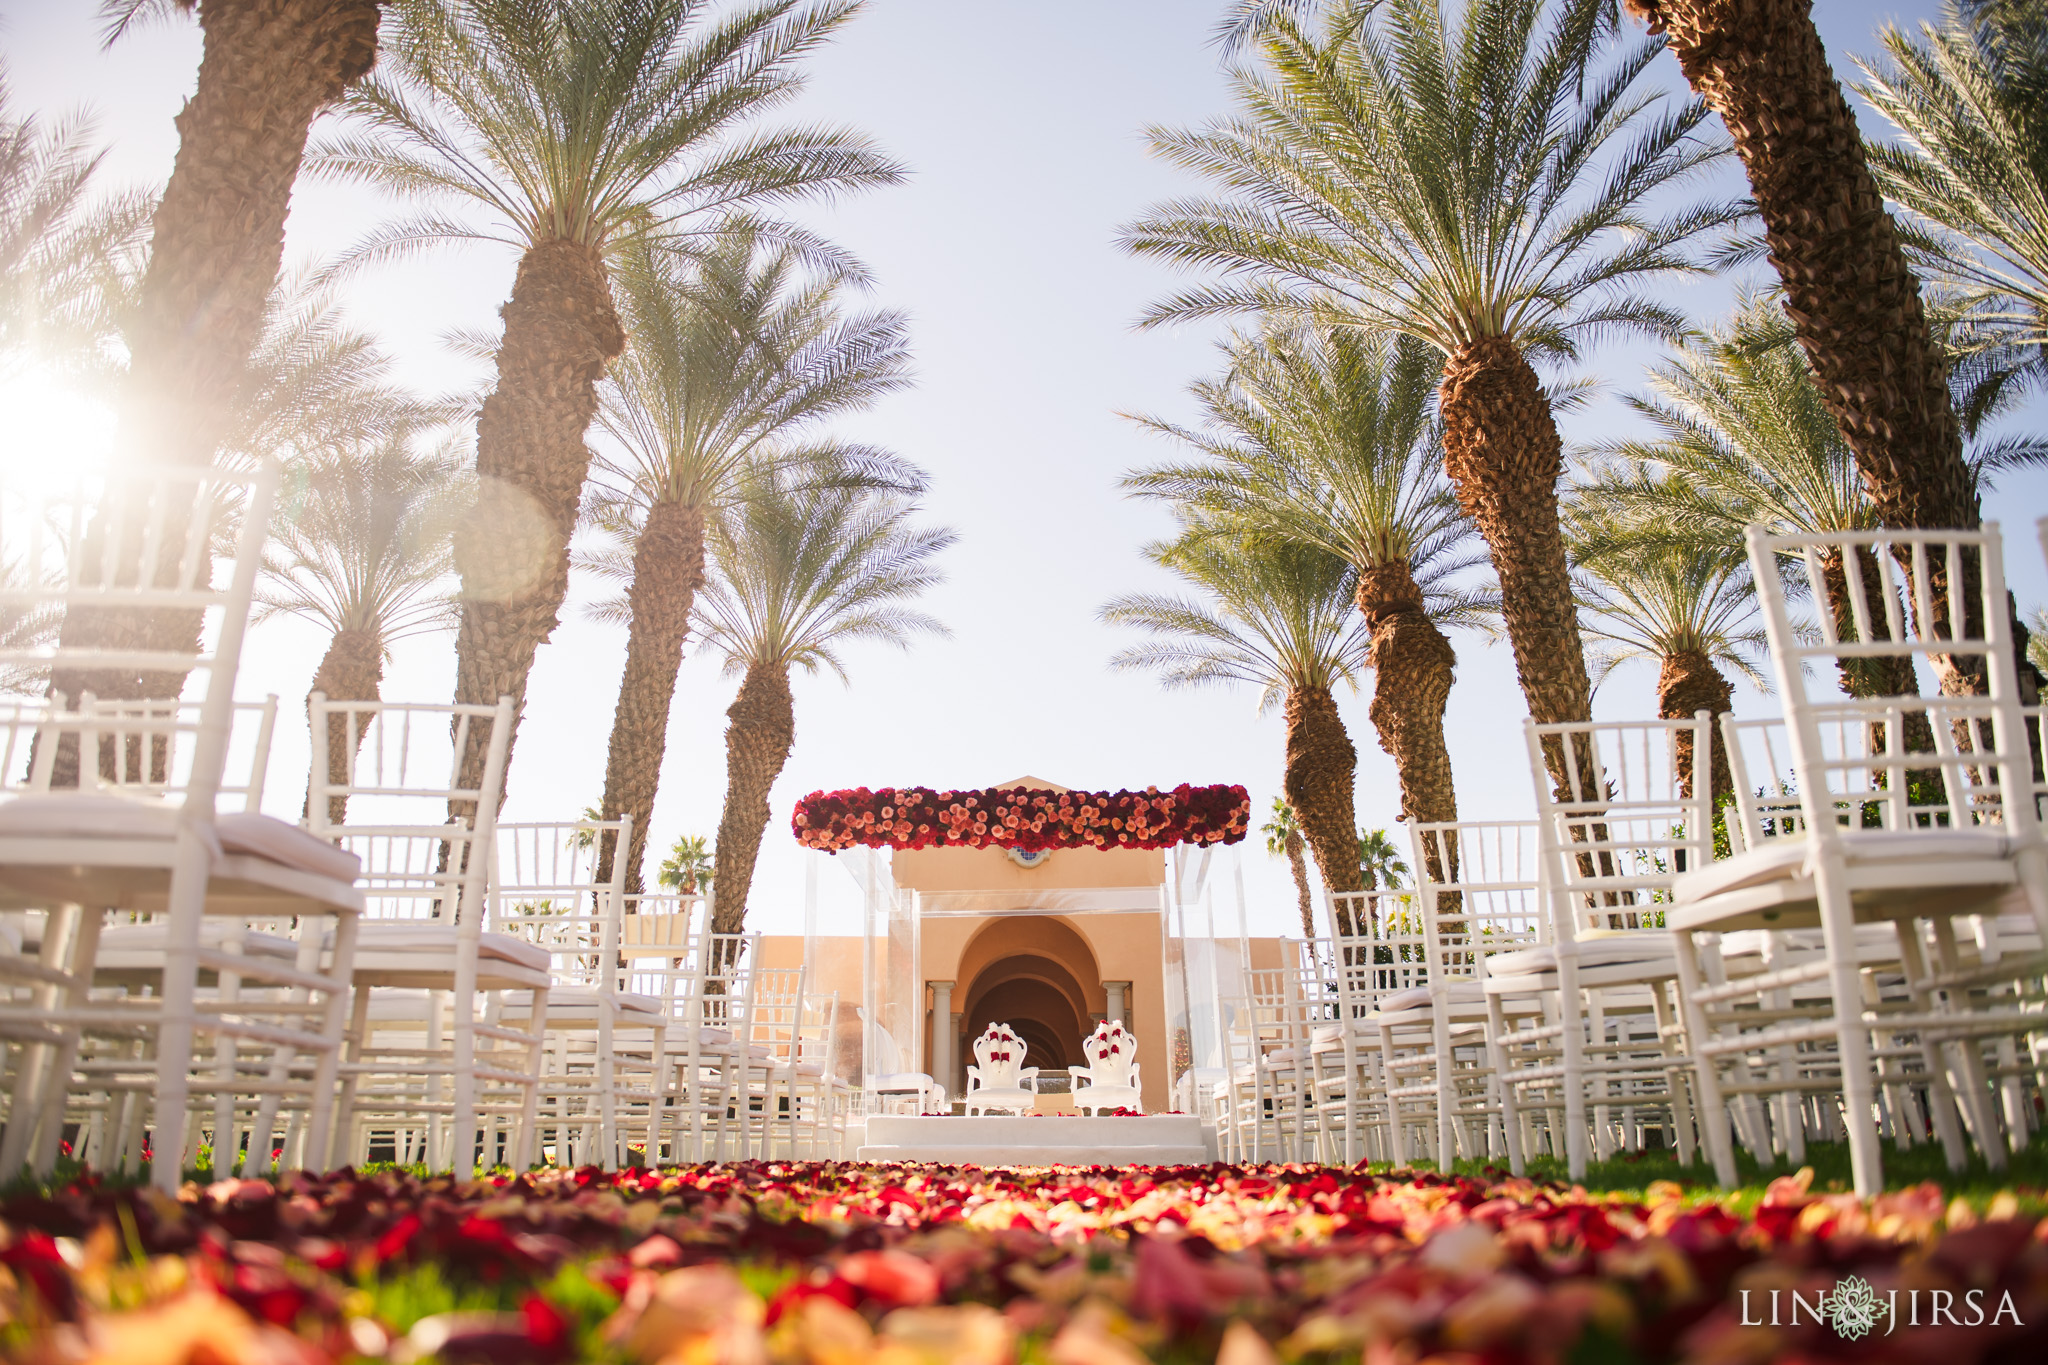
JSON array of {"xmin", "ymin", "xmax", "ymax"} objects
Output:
[
  {"xmin": 451, "ymin": 238, "xmax": 627, "ymax": 810},
  {"xmin": 1628, "ymin": 1, "xmax": 1977, "ymax": 537},
  {"xmin": 48, "ymin": 0, "xmax": 383, "ymax": 786},
  {"xmin": 1437, "ymin": 336, "xmax": 1595, "ymax": 795},
  {"xmin": 1628, "ymin": 1, "xmax": 2029, "ymax": 702},
  {"xmin": 1357, "ymin": 559, "xmax": 1459, "ymax": 885},
  {"xmin": 1656, "ymin": 648, "xmax": 1734, "ymax": 803},
  {"xmin": 304, "ymin": 625, "xmax": 384, "ymax": 826},
  {"xmin": 596, "ymin": 499, "xmax": 707, "ymax": 894},
  {"xmin": 1283, "ymin": 684, "xmax": 1361, "ymax": 933},
  {"xmin": 711, "ymin": 661, "xmax": 796, "ymax": 936},
  {"xmin": 1284, "ymin": 830, "xmax": 1315, "ymax": 939}
]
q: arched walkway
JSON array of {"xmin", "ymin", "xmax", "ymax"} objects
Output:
[{"xmin": 956, "ymin": 916, "xmax": 1101, "ymax": 1077}]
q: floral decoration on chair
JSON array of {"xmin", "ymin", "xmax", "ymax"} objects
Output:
[
  {"xmin": 963, "ymin": 1022, "xmax": 1039, "ymax": 1115},
  {"xmin": 1071, "ymin": 1019, "xmax": 1143, "ymax": 1115}
]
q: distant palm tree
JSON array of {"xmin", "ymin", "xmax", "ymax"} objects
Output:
[
  {"xmin": 256, "ymin": 436, "xmax": 467, "ymax": 824},
  {"xmin": 1125, "ymin": 328, "xmax": 1488, "ymax": 869},
  {"xmin": 1855, "ymin": 4, "xmax": 2048, "ymax": 426},
  {"xmin": 1564, "ymin": 497, "xmax": 1766, "ymax": 801},
  {"xmin": 658, "ymin": 834, "xmax": 715, "ymax": 894},
  {"xmin": 318, "ymin": 0, "xmax": 904, "ymax": 800},
  {"xmin": 1357, "ymin": 827, "xmax": 1406, "ymax": 893},
  {"xmin": 696, "ymin": 464, "xmax": 951, "ymax": 932},
  {"xmin": 1121, "ymin": 0, "xmax": 1734, "ymax": 775},
  {"xmin": 1577, "ymin": 296, "xmax": 2047, "ymax": 704},
  {"xmin": 580, "ymin": 233, "xmax": 912, "ymax": 892},
  {"xmin": 1621, "ymin": 0, "xmax": 1980, "ymax": 541},
  {"xmin": 1105, "ymin": 527, "xmax": 1370, "ymax": 923},
  {"xmin": 1260, "ymin": 799, "xmax": 1315, "ymax": 939}
]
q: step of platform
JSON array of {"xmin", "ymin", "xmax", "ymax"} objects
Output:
[{"xmin": 855, "ymin": 1114, "xmax": 1217, "ymax": 1168}]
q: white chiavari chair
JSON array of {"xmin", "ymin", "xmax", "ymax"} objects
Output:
[
  {"xmin": 1669, "ymin": 524, "xmax": 2048, "ymax": 1196},
  {"xmin": 642, "ymin": 922, "xmax": 757, "ymax": 1162},
  {"xmin": 310, "ymin": 695, "xmax": 542, "ymax": 1176},
  {"xmin": 0, "ymin": 462, "xmax": 362, "ymax": 1191},
  {"xmin": 1220, "ymin": 954, "xmax": 1320, "ymax": 1164},
  {"xmin": 1309, "ymin": 887, "xmax": 1424, "ymax": 1165},
  {"xmin": 1492, "ymin": 715, "xmax": 1714, "ymax": 1181},
  {"xmin": 1363, "ymin": 821, "xmax": 1547, "ymax": 1173},
  {"xmin": 493, "ymin": 816, "xmax": 660, "ymax": 1170}
]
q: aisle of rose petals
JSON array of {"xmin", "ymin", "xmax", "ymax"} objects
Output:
[{"xmin": 1, "ymin": 1162, "xmax": 2044, "ymax": 1364}]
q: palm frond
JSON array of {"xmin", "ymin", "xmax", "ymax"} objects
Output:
[
  {"xmin": 1124, "ymin": 0, "xmax": 1736, "ymax": 364},
  {"xmin": 693, "ymin": 457, "xmax": 951, "ymax": 678},
  {"xmin": 313, "ymin": 0, "xmax": 905, "ymax": 281}
]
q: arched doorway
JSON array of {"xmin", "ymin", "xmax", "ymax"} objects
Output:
[{"xmin": 955, "ymin": 917, "xmax": 1101, "ymax": 1086}]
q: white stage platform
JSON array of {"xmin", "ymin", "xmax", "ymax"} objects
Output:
[{"xmin": 854, "ymin": 1114, "xmax": 1218, "ymax": 1167}]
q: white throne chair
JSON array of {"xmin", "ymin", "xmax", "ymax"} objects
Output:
[
  {"xmin": 962, "ymin": 1022, "xmax": 1038, "ymax": 1115},
  {"xmin": 1071, "ymin": 1019, "xmax": 1144, "ymax": 1115}
]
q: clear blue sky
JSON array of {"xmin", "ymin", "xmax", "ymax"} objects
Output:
[{"xmin": 4, "ymin": 0, "xmax": 2039, "ymax": 938}]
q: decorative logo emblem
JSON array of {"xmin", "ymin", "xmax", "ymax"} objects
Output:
[
  {"xmin": 1006, "ymin": 847, "xmax": 1052, "ymax": 869},
  {"xmin": 1825, "ymin": 1275, "xmax": 1883, "ymax": 1341}
]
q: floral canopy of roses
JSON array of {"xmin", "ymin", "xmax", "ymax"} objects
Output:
[{"xmin": 791, "ymin": 783, "xmax": 1250, "ymax": 852}]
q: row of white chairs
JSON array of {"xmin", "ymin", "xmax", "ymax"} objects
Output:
[
  {"xmin": 0, "ymin": 461, "xmax": 850, "ymax": 1186},
  {"xmin": 1213, "ymin": 522, "xmax": 2048, "ymax": 1198}
]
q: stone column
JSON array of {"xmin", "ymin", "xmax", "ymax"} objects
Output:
[
  {"xmin": 928, "ymin": 981, "xmax": 954, "ymax": 1104},
  {"xmin": 1103, "ymin": 981, "xmax": 1131, "ymax": 1029}
]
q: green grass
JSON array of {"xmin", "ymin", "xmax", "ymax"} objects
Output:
[{"xmin": 1402, "ymin": 1132, "xmax": 2048, "ymax": 1212}]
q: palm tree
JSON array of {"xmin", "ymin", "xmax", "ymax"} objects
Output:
[
  {"xmin": 1105, "ymin": 528, "xmax": 1371, "ymax": 920},
  {"xmin": 0, "ymin": 66, "xmax": 150, "ymax": 381},
  {"xmin": 1357, "ymin": 827, "xmax": 1407, "ymax": 892},
  {"xmin": 95, "ymin": 0, "xmax": 381, "ymax": 477},
  {"xmin": 1621, "ymin": 0, "xmax": 1979, "ymax": 541},
  {"xmin": 695, "ymin": 464, "xmax": 951, "ymax": 932},
  {"xmin": 317, "ymin": 0, "xmax": 904, "ymax": 800},
  {"xmin": 1260, "ymin": 799, "xmax": 1316, "ymax": 939},
  {"xmin": 581, "ymin": 234, "xmax": 912, "ymax": 892},
  {"xmin": 1124, "ymin": 327, "xmax": 1488, "ymax": 866},
  {"xmin": 657, "ymin": 834, "xmax": 715, "ymax": 894},
  {"xmin": 224, "ymin": 272, "xmax": 440, "ymax": 474},
  {"xmin": 255, "ymin": 435, "xmax": 467, "ymax": 823},
  {"xmin": 1854, "ymin": 3, "xmax": 2048, "ymax": 426},
  {"xmin": 1120, "ymin": 0, "xmax": 1734, "ymax": 778},
  {"xmin": 49, "ymin": 274, "xmax": 440, "ymax": 786},
  {"xmin": 1577, "ymin": 295, "xmax": 2047, "ymax": 703},
  {"xmin": 1564, "ymin": 496, "xmax": 1766, "ymax": 801}
]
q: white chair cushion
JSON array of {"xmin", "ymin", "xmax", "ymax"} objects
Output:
[
  {"xmin": 500, "ymin": 987, "xmax": 665, "ymax": 1019},
  {"xmin": 1675, "ymin": 829, "xmax": 2012, "ymax": 904},
  {"xmin": 0, "ymin": 795, "xmax": 361, "ymax": 884},
  {"xmin": 0, "ymin": 792, "xmax": 185, "ymax": 842},
  {"xmin": 215, "ymin": 813, "xmax": 361, "ymax": 882},
  {"xmin": 870, "ymin": 1072, "xmax": 937, "ymax": 1092},
  {"xmin": 1373, "ymin": 981, "xmax": 1492, "ymax": 1014},
  {"xmin": 342, "ymin": 922, "xmax": 552, "ymax": 973},
  {"xmin": 1488, "ymin": 932, "xmax": 1673, "ymax": 978}
]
